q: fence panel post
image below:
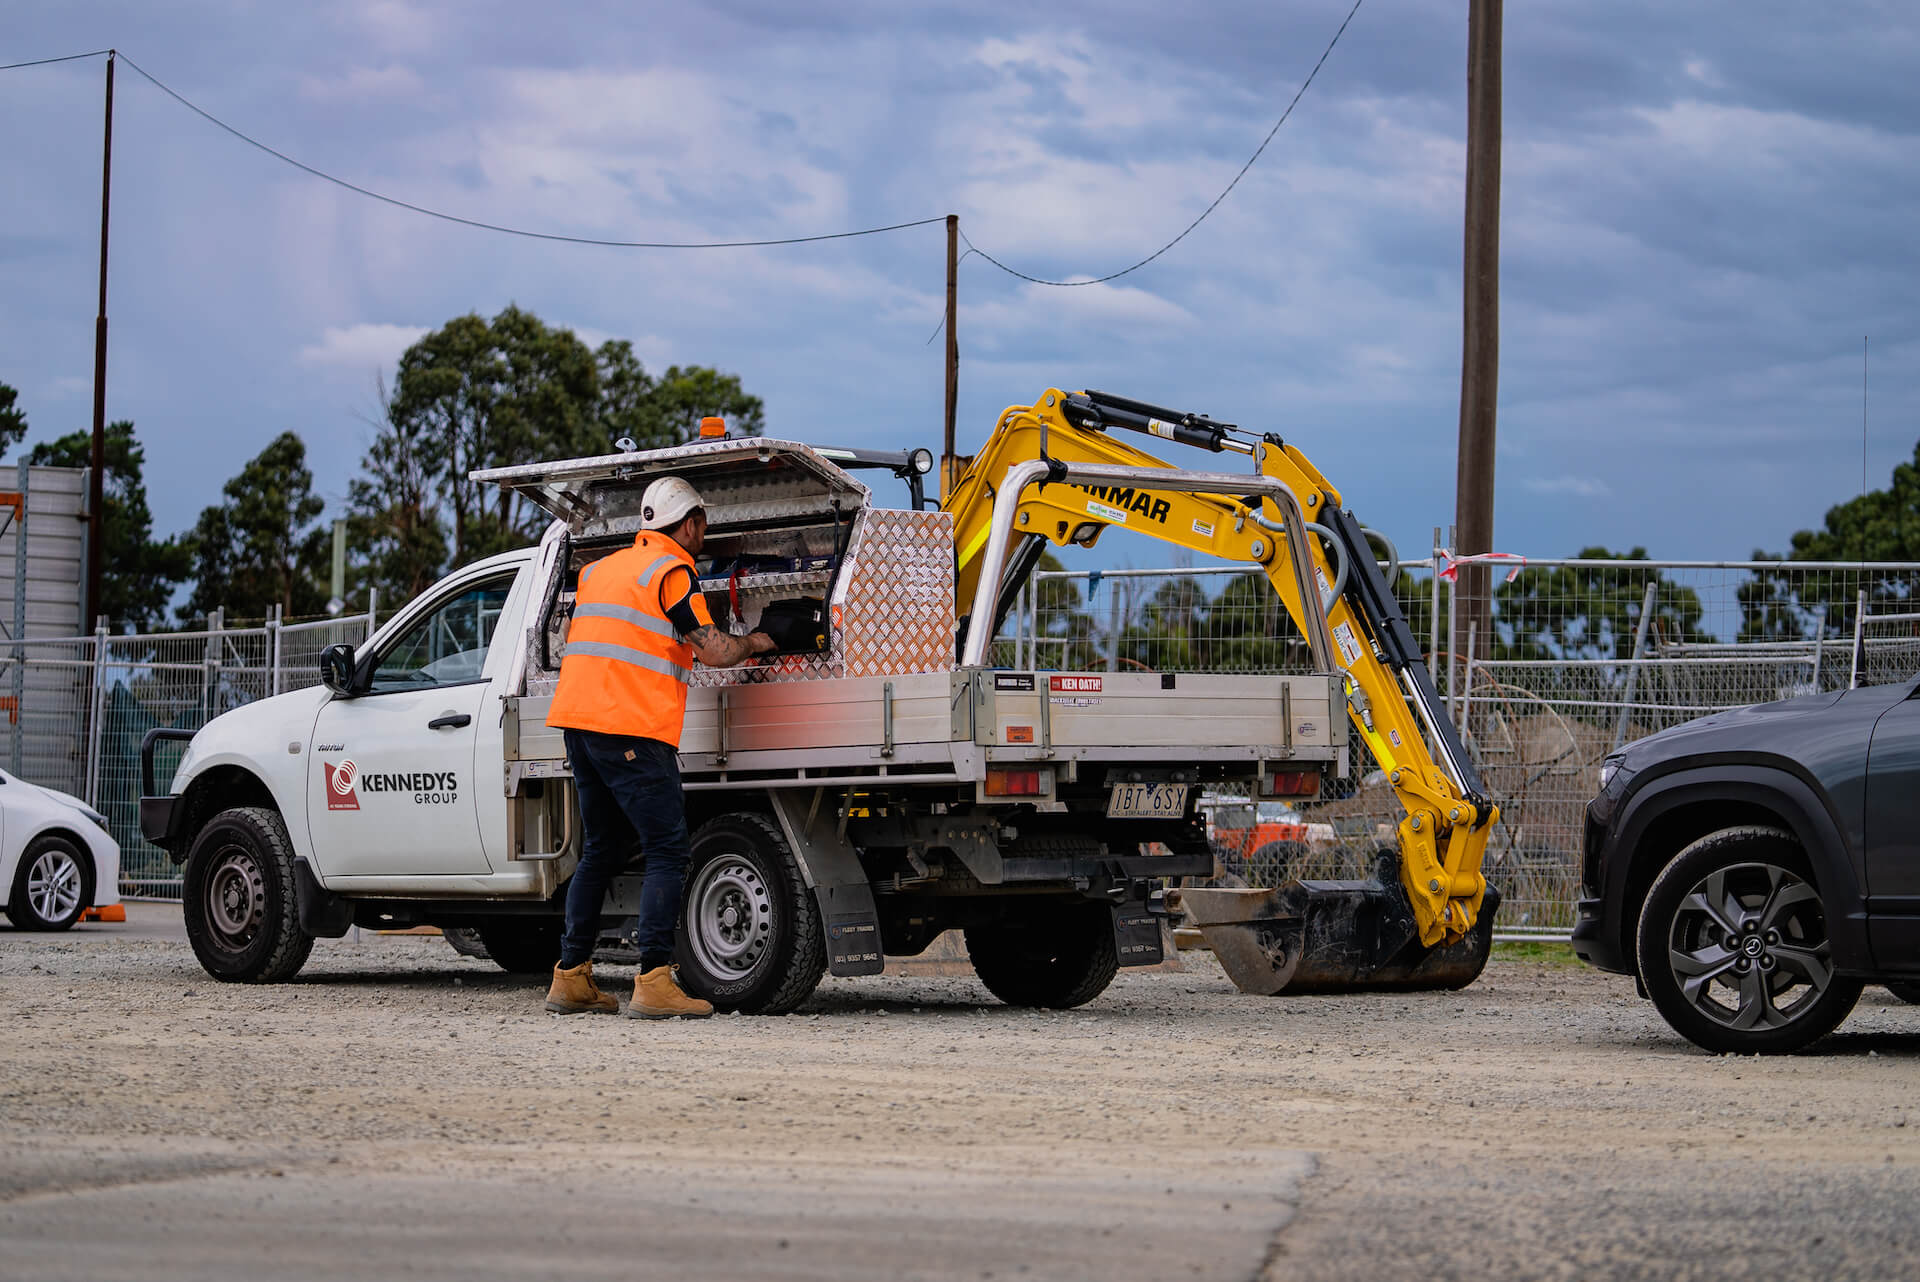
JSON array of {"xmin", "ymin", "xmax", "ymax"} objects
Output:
[
  {"xmin": 1429, "ymin": 526, "xmax": 1442, "ymax": 683},
  {"xmin": 84, "ymin": 619, "xmax": 108, "ymax": 806},
  {"xmin": 267, "ymin": 604, "xmax": 282, "ymax": 697},
  {"xmin": 1611, "ymin": 579, "xmax": 1661, "ymax": 751}
]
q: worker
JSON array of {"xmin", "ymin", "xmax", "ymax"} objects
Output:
[{"xmin": 542, "ymin": 475, "xmax": 776, "ymax": 1019}]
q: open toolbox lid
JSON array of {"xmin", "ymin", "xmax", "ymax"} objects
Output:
[{"xmin": 472, "ymin": 437, "xmax": 871, "ymax": 541}]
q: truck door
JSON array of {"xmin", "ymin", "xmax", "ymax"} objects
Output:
[
  {"xmin": 307, "ymin": 569, "xmax": 519, "ymax": 877},
  {"xmin": 1864, "ymin": 687, "xmax": 1920, "ymax": 970}
]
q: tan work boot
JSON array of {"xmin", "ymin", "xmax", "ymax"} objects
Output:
[
  {"xmin": 626, "ymin": 965, "xmax": 715, "ymax": 1019},
  {"xmin": 545, "ymin": 960, "xmax": 619, "ymax": 1015}
]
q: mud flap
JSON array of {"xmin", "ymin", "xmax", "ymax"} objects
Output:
[
  {"xmin": 1173, "ymin": 876, "xmax": 1500, "ymax": 995},
  {"xmin": 818, "ymin": 884, "xmax": 885, "ymax": 977},
  {"xmin": 1113, "ymin": 900, "xmax": 1165, "ymax": 968}
]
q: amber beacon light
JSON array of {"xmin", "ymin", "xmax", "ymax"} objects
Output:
[{"xmin": 699, "ymin": 416, "xmax": 728, "ymax": 439}]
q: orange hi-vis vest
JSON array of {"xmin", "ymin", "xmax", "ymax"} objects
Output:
[{"xmin": 546, "ymin": 532, "xmax": 705, "ymax": 746}]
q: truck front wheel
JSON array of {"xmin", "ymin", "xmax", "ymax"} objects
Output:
[
  {"xmin": 675, "ymin": 813, "xmax": 825, "ymax": 1015},
  {"xmin": 966, "ymin": 900, "xmax": 1118, "ymax": 1009},
  {"xmin": 182, "ymin": 807, "xmax": 314, "ymax": 984}
]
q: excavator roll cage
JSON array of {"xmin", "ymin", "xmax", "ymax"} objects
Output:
[{"xmin": 942, "ymin": 389, "xmax": 1500, "ymax": 958}]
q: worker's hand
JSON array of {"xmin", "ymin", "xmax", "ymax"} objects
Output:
[{"xmin": 747, "ymin": 631, "xmax": 778, "ymax": 656}]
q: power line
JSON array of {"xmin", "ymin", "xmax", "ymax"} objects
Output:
[
  {"xmin": 112, "ymin": 52, "xmax": 948, "ymax": 249},
  {"xmin": 962, "ymin": 0, "xmax": 1366, "ymax": 288},
  {"xmin": 5, "ymin": 48, "xmax": 945, "ymax": 249},
  {"xmin": 0, "ymin": 49, "xmax": 113, "ymax": 71}
]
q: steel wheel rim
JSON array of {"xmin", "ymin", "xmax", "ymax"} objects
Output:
[
  {"xmin": 1665, "ymin": 860, "xmax": 1832, "ymax": 1032},
  {"xmin": 204, "ymin": 845, "xmax": 267, "ymax": 948},
  {"xmin": 26, "ymin": 848, "xmax": 83, "ymax": 922},
  {"xmin": 688, "ymin": 855, "xmax": 772, "ymax": 978}
]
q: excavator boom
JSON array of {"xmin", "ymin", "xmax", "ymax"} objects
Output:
[{"xmin": 941, "ymin": 389, "xmax": 1501, "ymax": 991}]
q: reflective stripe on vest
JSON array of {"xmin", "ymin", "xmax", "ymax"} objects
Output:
[
  {"xmin": 571, "ymin": 602, "xmax": 678, "ymax": 640},
  {"xmin": 562, "ymin": 639, "xmax": 691, "ymax": 684},
  {"xmin": 545, "ymin": 532, "xmax": 700, "ymax": 744}
]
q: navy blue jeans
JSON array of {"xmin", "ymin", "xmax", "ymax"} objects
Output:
[{"xmin": 560, "ymin": 729, "xmax": 692, "ymax": 970}]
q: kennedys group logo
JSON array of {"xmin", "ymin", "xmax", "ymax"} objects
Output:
[{"xmin": 323, "ymin": 759, "xmax": 360, "ymax": 811}]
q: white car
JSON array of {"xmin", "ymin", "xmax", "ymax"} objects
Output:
[{"xmin": 0, "ymin": 769, "xmax": 121, "ymax": 931}]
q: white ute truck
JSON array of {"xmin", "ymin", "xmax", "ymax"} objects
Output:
[{"xmin": 141, "ymin": 434, "xmax": 1346, "ymax": 1012}]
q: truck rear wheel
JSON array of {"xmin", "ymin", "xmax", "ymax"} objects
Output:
[
  {"xmin": 966, "ymin": 900, "xmax": 1118, "ymax": 1009},
  {"xmin": 476, "ymin": 919, "xmax": 563, "ymax": 974},
  {"xmin": 182, "ymin": 807, "xmax": 314, "ymax": 984},
  {"xmin": 674, "ymin": 813, "xmax": 824, "ymax": 1015}
]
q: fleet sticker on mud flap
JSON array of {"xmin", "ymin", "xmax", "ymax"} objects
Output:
[
  {"xmin": 1332, "ymin": 621, "xmax": 1363, "ymax": 665},
  {"xmin": 1085, "ymin": 498, "xmax": 1130, "ymax": 525}
]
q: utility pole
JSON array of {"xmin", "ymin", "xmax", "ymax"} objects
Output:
[
  {"xmin": 1453, "ymin": 1, "xmax": 1501, "ymax": 733},
  {"xmin": 942, "ymin": 213, "xmax": 960, "ymax": 500},
  {"xmin": 87, "ymin": 50, "xmax": 116, "ymax": 631}
]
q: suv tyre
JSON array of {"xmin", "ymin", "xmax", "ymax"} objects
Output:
[{"xmin": 1636, "ymin": 826, "xmax": 1861, "ymax": 1054}]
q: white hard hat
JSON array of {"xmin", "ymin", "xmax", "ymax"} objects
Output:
[{"xmin": 641, "ymin": 476, "xmax": 705, "ymax": 530}]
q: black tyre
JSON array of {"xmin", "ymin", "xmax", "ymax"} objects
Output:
[
  {"xmin": 182, "ymin": 807, "xmax": 314, "ymax": 983},
  {"xmin": 7, "ymin": 834, "xmax": 94, "ymax": 931},
  {"xmin": 1636, "ymin": 826, "xmax": 1862, "ymax": 1054},
  {"xmin": 1885, "ymin": 981, "xmax": 1920, "ymax": 1005},
  {"xmin": 442, "ymin": 926, "xmax": 491, "ymax": 960},
  {"xmin": 475, "ymin": 919, "xmax": 563, "ymax": 974},
  {"xmin": 675, "ymin": 813, "xmax": 824, "ymax": 1015},
  {"xmin": 965, "ymin": 899, "xmax": 1119, "ymax": 1009}
]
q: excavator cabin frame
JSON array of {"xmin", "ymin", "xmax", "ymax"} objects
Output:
[{"xmin": 942, "ymin": 389, "xmax": 1499, "ymax": 962}]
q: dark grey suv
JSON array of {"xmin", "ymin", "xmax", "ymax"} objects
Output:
[{"xmin": 1574, "ymin": 675, "xmax": 1920, "ymax": 1053}]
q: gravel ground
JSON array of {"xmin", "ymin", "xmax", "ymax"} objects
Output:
[{"xmin": 4, "ymin": 909, "xmax": 1919, "ymax": 1281}]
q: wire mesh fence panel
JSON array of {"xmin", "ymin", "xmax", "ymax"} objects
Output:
[
  {"xmin": 277, "ymin": 616, "xmax": 372, "ymax": 692},
  {"xmin": 93, "ymin": 628, "xmax": 272, "ymax": 899}
]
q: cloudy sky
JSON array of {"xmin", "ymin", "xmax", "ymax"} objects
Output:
[{"xmin": 3, "ymin": 1, "xmax": 1915, "ymax": 567}]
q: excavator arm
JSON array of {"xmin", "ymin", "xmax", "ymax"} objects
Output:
[{"xmin": 942, "ymin": 389, "xmax": 1497, "ymax": 952}]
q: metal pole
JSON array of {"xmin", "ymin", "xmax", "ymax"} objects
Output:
[
  {"xmin": 1429, "ymin": 525, "xmax": 1443, "ymax": 682},
  {"xmin": 267, "ymin": 604, "xmax": 282, "ymax": 698},
  {"xmin": 11, "ymin": 463, "xmax": 28, "ymax": 776},
  {"xmin": 1611, "ymin": 579, "xmax": 1660, "ymax": 751},
  {"xmin": 87, "ymin": 51, "xmax": 116, "ymax": 632},
  {"xmin": 366, "ymin": 587, "xmax": 379, "ymax": 641},
  {"xmin": 1461, "ymin": 621, "xmax": 1478, "ymax": 738},
  {"xmin": 85, "ymin": 617, "xmax": 108, "ymax": 806},
  {"xmin": 1453, "ymin": 0, "xmax": 1502, "ymax": 717},
  {"xmin": 1850, "ymin": 588, "xmax": 1868, "ymax": 689},
  {"xmin": 1446, "ymin": 524, "xmax": 1459, "ymax": 722},
  {"xmin": 941, "ymin": 213, "xmax": 959, "ymax": 500}
]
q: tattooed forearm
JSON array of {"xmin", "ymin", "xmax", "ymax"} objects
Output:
[{"xmin": 685, "ymin": 625, "xmax": 774, "ymax": 668}]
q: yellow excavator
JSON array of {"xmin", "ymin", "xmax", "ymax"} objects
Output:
[{"xmin": 939, "ymin": 388, "xmax": 1499, "ymax": 993}]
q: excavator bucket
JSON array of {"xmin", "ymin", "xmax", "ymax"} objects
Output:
[{"xmin": 1171, "ymin": 863, "xmax": 1499, "ymax": 995}]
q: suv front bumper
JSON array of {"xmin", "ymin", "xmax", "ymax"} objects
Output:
[{"xmin": 1570, "ymin": 895, "xmax": 1627, "ymax": 973}]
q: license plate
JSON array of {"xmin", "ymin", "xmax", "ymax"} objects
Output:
[{"xmin": 1107, "ymin": 782, "xmax": 1190, "ymax": 819}]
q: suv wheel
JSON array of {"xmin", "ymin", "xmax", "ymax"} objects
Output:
[{"xmin": 1636, "ymin": 826, "xmax": 1862, "ymax": 1054}]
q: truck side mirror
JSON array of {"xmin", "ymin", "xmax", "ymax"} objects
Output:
[{"xmin": 320, "ymin": 643, "xmax": 359, "ymax": 697}]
